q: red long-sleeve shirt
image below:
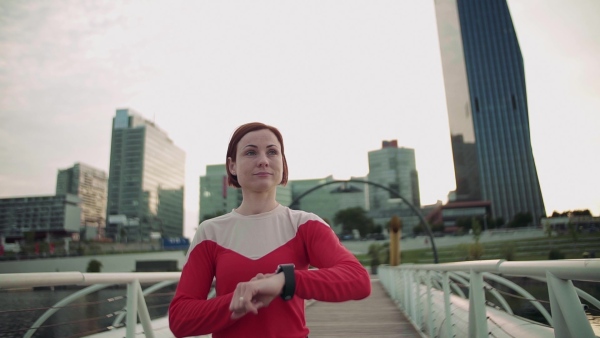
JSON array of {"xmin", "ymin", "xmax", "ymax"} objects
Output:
[{"xmin": 169, "ymin": 205, "xmax": 371, "ymax": 338}]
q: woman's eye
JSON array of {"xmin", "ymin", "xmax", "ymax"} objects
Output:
[
  {"xmin": 246, "ymin": 150, "xmax": 256, "ymax": 155},
  {"xmin": 268, "ymin": 149, "xmax": 278, "ymax": 155}
]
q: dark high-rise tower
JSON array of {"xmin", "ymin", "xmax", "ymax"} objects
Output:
[
  {"xmin": 106, "ymin": 108, "xmax": 185, "ymax": 241},
  {"xmin": 434, "ymin": 0, "xmax": 545, "ymax": 224}
]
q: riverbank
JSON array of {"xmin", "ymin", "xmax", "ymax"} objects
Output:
[{"xmin": 0, "ymin": 251, "xmax": 187, "ymax": 274}]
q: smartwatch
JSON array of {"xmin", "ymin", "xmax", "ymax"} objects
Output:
[{"xmin": 275, "ymin": 264, "xmax": 296, "ymax": 301}]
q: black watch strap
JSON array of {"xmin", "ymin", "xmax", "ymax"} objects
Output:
[{"xmin": 276, "ymin": 264, "xmax": 295, "ymax": 301}]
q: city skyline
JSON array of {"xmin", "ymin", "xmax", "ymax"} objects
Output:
[{"xmin": 1, "ymin": 1, "xmax": 599, "ymax": 239}]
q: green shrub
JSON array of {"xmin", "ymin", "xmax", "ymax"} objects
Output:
[
  {"xmin": 87, "ymin": 259, "xmax": 103, "ymax": 272},
  {"xmin": 548, "ymin": 249, "xmax": 565, "ymax": 260}
]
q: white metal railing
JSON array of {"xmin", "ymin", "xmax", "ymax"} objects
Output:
[
  {"xmin": 378, "ymin": 259, "xmax": 600, "ymax": 338},
  {"xmin": 0, "ymin": 271, "xmax": 182, "ymax": 338},
  {"xmin": 3, "ymin": 261, "xmax": 600, "ymax": 338}
]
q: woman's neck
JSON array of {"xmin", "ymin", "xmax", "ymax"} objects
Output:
[{"xmin": 235, "ymin": 192, "xmax": 279, "ymax": 215}]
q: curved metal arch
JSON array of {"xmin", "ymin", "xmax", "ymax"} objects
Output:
[{"xmin": 288, "ymin": 179, "xmax": 438, "ymax": 263}]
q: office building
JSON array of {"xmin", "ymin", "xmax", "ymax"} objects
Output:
[
  {"xmin": 199, "ymin": 164, "xmax": 292, "ymax": 222},
  {"xmin": 0, "ymin": 195, "xmax": 81, "ymax": 242},
  {"xmin": 289, "ymin": 176, "xmax": 367, "ymax": 234},
  {"xmin": 367, "ymin": 140, "xmax": 421, "ymax": 232},
  {"xmin": 56, "ymin": 163, "xmax": 108, "ymax": 239},
  {"xmin": 199, "ymin": 164, "xmax": 240, "ymax": 221},
  {"xmin": 434, "ymin": 0, "xmax": 545, "ymax": 225},
  {"xmin": 106, "ymin": 108, "xmax": 185, "ymax": 242}
]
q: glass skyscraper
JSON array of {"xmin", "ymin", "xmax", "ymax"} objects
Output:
[
  {"xmin": 106, "ymin": 108, "xmax": 185, "ymax": 241},
  {"xmin": 56, "ymin": 162, "xmax": 107, "ymax": 238},
  {"xmin": 434, "ymin": 0, "xmax": 545, "ymax": 224}
]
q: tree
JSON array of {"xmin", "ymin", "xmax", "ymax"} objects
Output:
[
  {"xmin": 507, "ymin": 212, "xmax": 533, "ymax": 228},
  {"xmin": 431, "ymin": 222, "xmax": 444, "ymax": 233},
  {"xmin": 551, "ymin": 209, "xmax": 592, "ymax": 217},
  {"xmin": 87, "ymin": 259, "xmax": 103, "ymax": 273},
  {"xmin": 368, "ymin": 243, "xmax": 383, "ymax": 274},
  {"xmin": 572, "ymin": 209, "xmax": 592, "ymax": 216},
  {"xmin": 333, "ymin": 207, "xmax": 374, "ymax": 238},
  {"xmin": 471, "ymin": 218, "xmax": 482, "ymax": 243},
  {"xmin": 545, "ymin": 220, "xmax": 554, "ymax": 249},
  {"xmin": 412, "ymin": 223, "xmax": 423, "ymax": 236},
  {"xmin": 548, "ymin": 249, "xmax": 565, "ymax": 260},
  {"xmin": 568, "ymin": 221, "xmax": 579, "ymax": 250},
  {"xmin": 413, "ymin": 222, "xmax": 443, "ymax": 235},
  {"xmin": 456, "ymin": 217, "xmax": 473, "ymax": 233},
  {"xmin": 501, "ymin": 243, "xmax": 516, "ymax": 261},
  {"xmin": 485, "ymin": 216, "xmax": 504, "ymax": 229},
  {"xmin": 467, "ymin": 218, "xmax": 483, "ymax": 260}
]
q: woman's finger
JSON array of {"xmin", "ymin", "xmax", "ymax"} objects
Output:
[{"xmin": 251, "ymin": 273, "xmax": 265, "ymax": 281}]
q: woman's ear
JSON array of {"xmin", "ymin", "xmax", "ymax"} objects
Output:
[{"xmin": 227, "ymin": 157, "xmax": 236, "ymax": 175}]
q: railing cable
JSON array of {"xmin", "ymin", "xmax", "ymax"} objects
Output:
[
  {"xmin": 487, "ymin": 316, "xmax": 517, "ymax": 338},
  {"xmin": 483, "ymin": 285, "xmax": 551, "ymax": 304}
]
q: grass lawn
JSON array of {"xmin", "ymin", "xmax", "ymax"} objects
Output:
[{"xmin": 357, "ymin": 232, "xmax": 600, "ymax": 266}]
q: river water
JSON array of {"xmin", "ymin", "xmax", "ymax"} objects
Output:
[{"xmin": 0, "ymin": 286, "xmax": 174, "ymax": 338}]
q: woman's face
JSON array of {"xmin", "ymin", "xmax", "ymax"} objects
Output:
[{"xmin": 228, "ymin": 129, "xmax": 284, "ymax": 193}]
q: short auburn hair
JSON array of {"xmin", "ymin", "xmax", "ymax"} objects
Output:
[{"xmin": 226, "ymin": 122, "xmax": 289, "ymax": 188}]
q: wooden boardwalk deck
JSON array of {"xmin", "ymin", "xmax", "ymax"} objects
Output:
[
  {"xmin": 88, "ymin": 279, "xmax": 422, "ymax": 338},
  {"xmin": 305, "ymin": 279, "xmax": 423, "ymax": 337}
]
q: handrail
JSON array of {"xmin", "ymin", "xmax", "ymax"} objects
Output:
[
  {"xmin": 499, "ymin": 259, "xmax": 600, "ymax": 281},
  {"xmin": 0, "ymin": 271, "xmax": 182, "ymax": 289},
  {"xmin": 379, "ymin": 259, "xmax": 600, "ymax": 338},
  {"xmin": 0, "ymin": 271, "xmax": 182, "ymax": 338},
  {"xmin": 2, "ymin": 262, "xmax": 598, "ymax": 338}
]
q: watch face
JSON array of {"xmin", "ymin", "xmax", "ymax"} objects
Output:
[{"xmin": 276, "ymin": 264, "xmax": 294, "ymax": 273}]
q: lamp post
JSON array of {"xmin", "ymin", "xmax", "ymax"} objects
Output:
[{"xmin": 389, "ymin": 215, "xmax": 402, "ymax": 266}]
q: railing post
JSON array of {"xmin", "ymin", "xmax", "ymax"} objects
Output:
[
  {"xmin": 414, "ymin": 271, "xmax": 422, "ymax": 330},
  {"xmin": 546, "ymin": 271, "xmax": 595, "ymax": 338},
  {"xmin": 126, "ymin": 280, "xmax": 139, "ymax": 338},
  {"xmin": 136, "ymin": 281, "xmax": 155, "ymax": 338},
  {"xmin": 443, "ymin": 272, "xmax": 454, "ymax": 338},
  {"xmin": 468, "ymin": 270, "xmax": 487, "ymax": 338},
  {"xmin": 124, "ymin": 279, "xmax": 156, "ymax": 338},
  {"xmin": 426, "ymin": 271, "xmax": 434, "ymax": 336},
  {"xmin": 408, "ymin": 270, "xmax": 418, "ymax": 323},
  {"xmin": 391, "ymin": 267, "xmax": 398, "ymax": 300},
  {"xmin": 403, "ymin": 270, "xmax": 410, "ymax": 312}
]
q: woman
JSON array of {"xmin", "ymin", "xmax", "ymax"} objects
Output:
[{"xmin": 169, "ymin": 122, "xmax": 371, "ymax": 338}]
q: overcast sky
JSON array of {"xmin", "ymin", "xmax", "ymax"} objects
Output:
[{"xmin": 1, "ymin": 0, "xmax": 599, "ymax": 239}]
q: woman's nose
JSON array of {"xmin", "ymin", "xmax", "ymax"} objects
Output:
[{"xmin": 257, "ymin": 153, "xmax": 269, "ymax": 166}]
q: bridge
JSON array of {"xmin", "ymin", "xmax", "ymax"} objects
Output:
[{"xmin": 1, "ymin": 259, "xmax": 599, "ymax": 337}]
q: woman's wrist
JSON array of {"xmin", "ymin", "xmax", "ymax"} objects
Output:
[{"xmin": 275, "ymin": 264, "xmax": 295, "ymax": 300}]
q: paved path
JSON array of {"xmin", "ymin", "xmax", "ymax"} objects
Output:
[
  {"xmin": 305, "ymin": 279, "xmax": 422, "ymax": 337},
  {"xmin": 88, "ymin": 279, "xmax": 422, "ymax": 338}
]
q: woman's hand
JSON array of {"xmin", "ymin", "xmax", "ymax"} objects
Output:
[{"xmin": 229, "ymin": 272, "xmax": 285, "ymax": 319}]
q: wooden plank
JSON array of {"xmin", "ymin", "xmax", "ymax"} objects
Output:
[{"xmin": 305, "ymin": 279, "xmax": 423, "ymax": 337}]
